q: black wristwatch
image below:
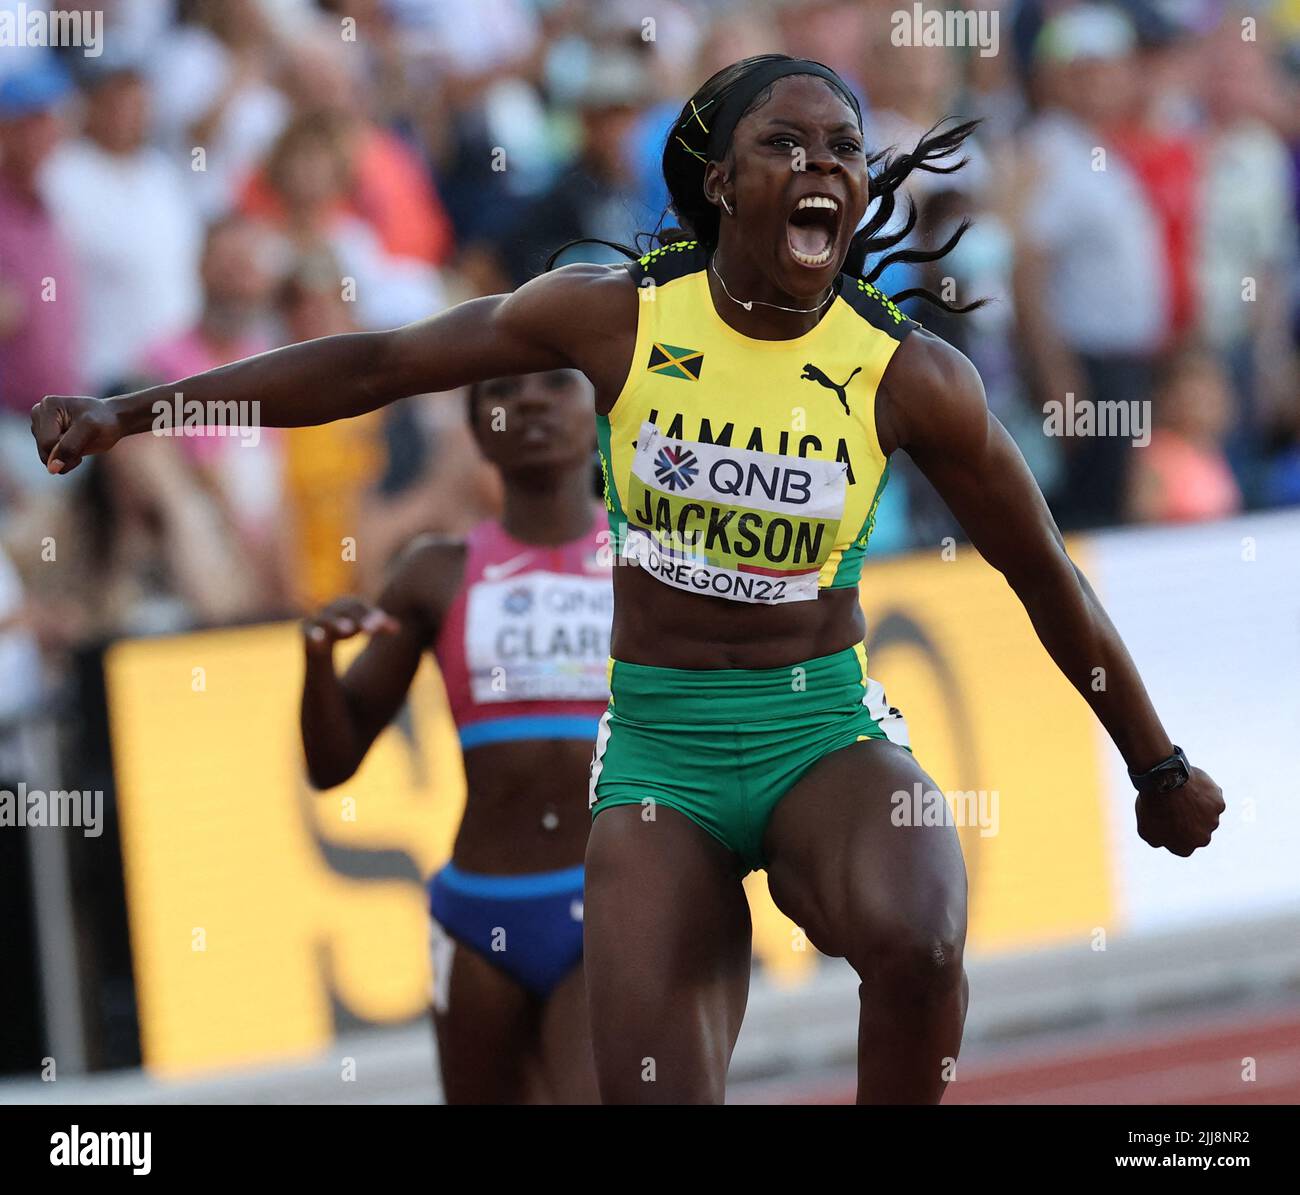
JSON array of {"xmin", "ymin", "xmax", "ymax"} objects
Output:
[{"xmin": 1128, "ymin": 746, "xmax": 1191, "ymax": 794}]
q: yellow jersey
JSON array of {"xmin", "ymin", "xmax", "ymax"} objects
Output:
[{"xmin": 597, "ymin": 240, "xmax": 918, "ymax": 605}]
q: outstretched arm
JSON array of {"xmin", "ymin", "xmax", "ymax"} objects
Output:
[
  {"xmin": 32, "ymin": 263, "xmax": 633, "ymax": 474},
  {"xmin": 880, "ymin": 331, "xmax": 1223, "ymax": 856}
]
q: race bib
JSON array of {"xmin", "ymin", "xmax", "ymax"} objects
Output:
[
  {"xmin": 465, "ymin": 572, "xmax": 612, "ymax": 702},
  {"xmin": 623, "ymin": 421, "xmax": 847, "ymax": 604}
]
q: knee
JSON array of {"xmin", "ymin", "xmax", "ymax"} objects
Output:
[{"xmin": 848, "ymin": 920, "xmax": 965, "ymax": 1004}]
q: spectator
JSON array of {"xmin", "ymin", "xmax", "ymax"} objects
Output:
[
  {"xmin": 860, "ymin": 35, "xmax": 988, "ymax": 304},
  {"xmin": 272, "ymin": 249, "xmax": 387, "ymax": 609},
  {"xmin": 1106, "ymin": 19, "xmax": 1202, "ymax": 343},
  {"xmin": 239, "ymin": 26, "xmax": 455, "ymax": 266},
  {"xmin": 313, "ymin": 0, "xmax": 428, "ymax": 129},
  {"xmin": 1013, "ymin": 4, "xmax": 1168, "ymax": 529},
  {"xmin": 147, "ymin": 0, "xmax": 289, "ymax": 218},
  {"xmin": 773, "ymin": 0, "xmax": 871, "ymax": 111},
  {"xmin": 0, "ymin": 62, "xmax": 81, "ymax": 414},
  {"xmin": 502, "ymin": 49, "xmax": 658, "ymax": 284},
  {"xmin": 628, "ymin": 6, "xmax": 769, "ymax": 227},
  {"xmin": 411, "ymin": 0, "xmax": 552, "ymax": 245},
  {"xmin": 863, "ymin": 38, "xmax": 972, "ymax": 178},
  {"xmin": 0, "ymin": 62, "xmax": 82, "ymax": 501},
  {"xmin": 1196, "ymin": 24, "xmax": 1298, "ymax": 502},
  {"xmin": 1127, "ymin": 348, "xmax": 1242, "ymax": 524},
  {"xmin": 4, "ymin": 438, "xmax": 266, "ymax": 645},
  {"xmin": 40, "ymin": 63, "xmax": 202, "ymax": 391},
  {"xmin": 965, "ymin": 4, "xmax": 1028, "ymax": 144},
  {"xmin": 136, "ymin": 214, "xmax": 290, "ymax": 609},
  {"xmin": 139, "ymin": 214, "xmax": 281, "ymax": 388},
  {"xmin": 258, "ymin": 111, "xmax": 445, "ymax": 328}
]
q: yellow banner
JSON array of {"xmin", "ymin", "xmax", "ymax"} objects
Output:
[{"xmin": 106, "ymin": 627, "xmax": 460, "ymax": 1076}]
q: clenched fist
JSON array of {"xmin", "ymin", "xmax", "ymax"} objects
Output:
[
  {"xmin": 30, "ymin": 394, "xmax": 124, "ymax": 475},
  {"xmin": 1135, "ymin": 768, "xmax": 1225, "ymax": 857}
]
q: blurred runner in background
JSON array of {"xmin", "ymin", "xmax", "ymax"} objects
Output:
[{"xmin": 299, "ymin": 370, "xmax": 609, "ymax": 1103}]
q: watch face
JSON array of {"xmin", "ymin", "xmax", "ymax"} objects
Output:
[
  {"xmin": 1155, "ymin": 761, "xmax": 1190, "ymax": 793},
  {"xmin": 1132, "ymin": 749, "xmax": 1190, "ymax": 794}
]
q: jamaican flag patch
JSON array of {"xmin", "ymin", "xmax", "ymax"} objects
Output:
[{"xmin": 647, "ymin": 342, "xmax": 704, "ymax": 381}]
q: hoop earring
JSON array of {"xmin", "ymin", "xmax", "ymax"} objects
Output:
[{"xmin": 721, "ymin": 196, "xmax": 734, "ymax": 217}]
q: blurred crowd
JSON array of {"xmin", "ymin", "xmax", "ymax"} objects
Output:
[{"xmin": 0, "ymin": 0, "xmax": 1297, "ymax": 706}]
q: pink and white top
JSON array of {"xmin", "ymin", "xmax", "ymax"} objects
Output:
[{"xmin": 432, "ymin": 513, "xmax": 613, "ymax": 750}]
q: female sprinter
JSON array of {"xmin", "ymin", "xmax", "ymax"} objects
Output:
[
  {"xmin": 299, "ymin": 370, "xmax": 607, "ymax": 1104},
  {"xmin": 33, "ymin": 55, "xmax": 1224, "ymax": 1105}
]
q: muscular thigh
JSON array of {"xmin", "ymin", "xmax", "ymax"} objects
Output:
[
  {"xmin": 583, "ymin": 804, "xmax": 752, "ymax": 1104},
  {"xmin": 762, "ymin": 740, "xmax": 968, "ymax": 965}
]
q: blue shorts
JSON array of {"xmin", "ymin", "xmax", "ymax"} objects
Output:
[{"xmin": 427, "ymin": 862, "xmax": 585, "ymax": 999}]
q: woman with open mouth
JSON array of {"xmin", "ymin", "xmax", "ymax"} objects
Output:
[{"xmin": 32, "ymin": 53, "xmax": 1224, "ymax": 1105}]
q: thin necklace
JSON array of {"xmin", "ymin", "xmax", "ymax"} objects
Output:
[{"xmin": 710, "ymin": 252, "xmax": 836, "ymax": 315}]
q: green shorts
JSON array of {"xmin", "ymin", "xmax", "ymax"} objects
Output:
[{"xmin": 587, "ymin": 644, "xmax": 910, "ymax": 873}]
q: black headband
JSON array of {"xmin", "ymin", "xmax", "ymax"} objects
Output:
[{"xmin": 680, "ymin": 58, "xmax": 862, "ymax": 164}]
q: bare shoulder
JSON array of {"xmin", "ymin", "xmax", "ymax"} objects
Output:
[
  {"xmin": 877, "ymin": 327, "xmax": 989, "ymax": 457},
  {"xmin": 379, "ymin": 532, "xmax": 468, "ymax": 627},
  {"xmin": 498, "ymin": 263, "xmax": 639, "ymax": 400},
  {"xmin": 377, "ymin": 262, "xmax": 639, "ymax": 398},
  {"xmin": 531, "ymin": 260, "xmax": 639, "ymax": 304},
  {"xmin": 500, "ymin": 263, "xmax": 638, "ymax": 347}
]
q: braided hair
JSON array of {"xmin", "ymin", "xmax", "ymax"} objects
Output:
[{"xmin": 550, "ymin": 53, "xmax": 984, "ymax": 316}]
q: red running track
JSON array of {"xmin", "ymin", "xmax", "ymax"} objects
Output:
[{"xmin": 732, "ymin": 1007, "xmax": 1300, "ymax": 1104}]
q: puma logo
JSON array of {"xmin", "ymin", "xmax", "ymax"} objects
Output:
[{"xmin": 800, "ymin": 363, "xmax": 861, "ymax": 415}]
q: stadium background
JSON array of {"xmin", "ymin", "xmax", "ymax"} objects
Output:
[{"xmin": 0, "ymin": 0, "xmax": 1297, "ymax": 1104}]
